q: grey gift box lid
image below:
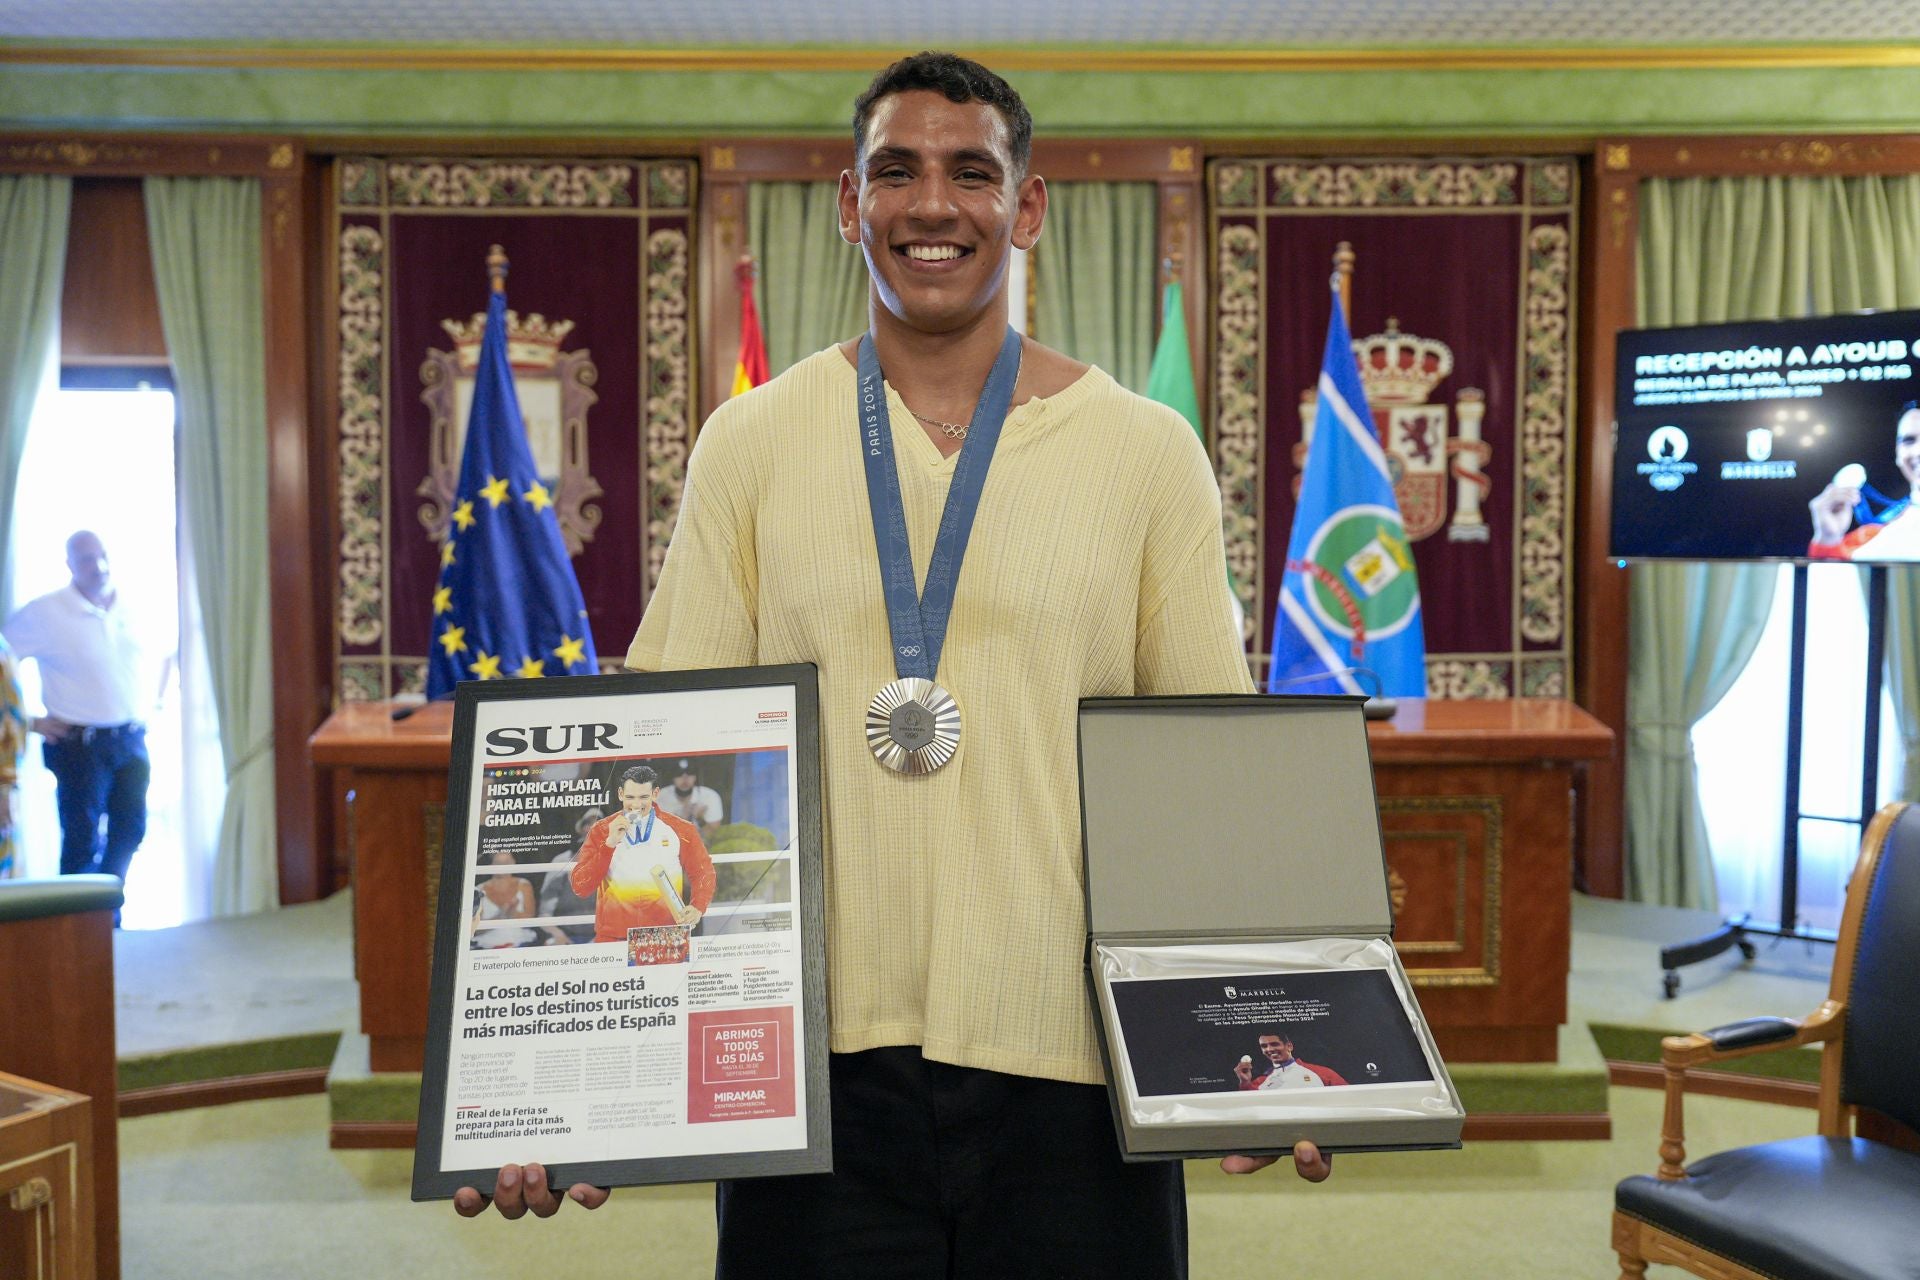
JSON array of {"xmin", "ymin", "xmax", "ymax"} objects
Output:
[{"xmin": 1077, "ymin": 695, "xmax": 1392, "ymax": 940}]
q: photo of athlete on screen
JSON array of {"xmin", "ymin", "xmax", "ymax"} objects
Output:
[{"xmin": 1809, "ymin": 400, "xmax": 1920, "ymax": 561}]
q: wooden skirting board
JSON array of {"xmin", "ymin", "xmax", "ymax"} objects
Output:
[
  {"xmin": 119, "ymin": 1067, "xmax": 330, "ymax": 1118},
  {"xmin": 330, "ymin": 1122, "xmax": 418, "ymax": 1150}
]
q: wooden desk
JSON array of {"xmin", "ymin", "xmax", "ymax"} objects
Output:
[
  {"xmin": 0, "ymin": 1073, "xmax": 93, "ymax": 1280},
  {"xmin": 311, "ymin": 702, "xmax": 454, "ymax": 1073},
  {"xmin": 314, "ymin": 697, "xmax": 1611, "ymax": 1072},
  {"xmin": 1370, "ymin": 698, "xmax": 1614, "ymax": 1062},
  {"xmin": 0, "ymin": 877, "xmax": 121, "ymax": 1279}
]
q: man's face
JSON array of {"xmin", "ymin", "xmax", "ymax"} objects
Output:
[
  {"xmin": 618, "ymin": 781, "xmax": 656, "ymax": 816},
  {"xmin": 1257, "ymin": 1035, "xmax": 1294, "ymax": 1066},
  {"xmin": 675, "ymin": 770, "xmax": 696, "ymax": 793},
  {"xmin": 1895, "ymin": 410, "xmax": 1920, "ymax": 491},
  {"xmin": 67, "ymin": 533, "xmax": 110, "ymax": 596},
  {"xmin": 840, "ymin": 89, "xmax": 1045, "ymax": 335}
]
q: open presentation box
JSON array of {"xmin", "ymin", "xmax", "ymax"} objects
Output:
[{"xmin": 1078, "ymin": 695, "xmax": 1464, "ymax": 1160}]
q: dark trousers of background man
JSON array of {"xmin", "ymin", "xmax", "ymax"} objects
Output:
[{"xmin": 45, "ymin": 724, "xmax": 149, "ymax": 880}]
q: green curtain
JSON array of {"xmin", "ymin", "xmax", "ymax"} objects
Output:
[
  {"xmin": 747, "ymin": 182, "xmax": 868, "ymax": 377},
  {"xmin": 143, "ymin": 177, "xmax": 277, "ymax": 915},
  {"xmin": 0, "ymin": 176, "xmax": 71, "ymax": 609},
  {"xmin": 1815, "ymin": 176, "xmax": 1920, "ymax": 800},
  {"xmin": 1032, "ymin": 182, "xmax": 1156, "ymax": 392},
  {"xmin": 1627, "ymin": 175, "xmax": 1920, "ymax": 907},
  {"xmin": 1627, "ymin": 178, "xmax": 1797, "ymax": 908}
]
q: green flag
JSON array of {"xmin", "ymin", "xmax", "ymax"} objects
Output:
[
  {"xmin": 1145, "ymin": 279, "xmax": 1246, "ymax": 637},
  {"xmin": 1144, "ymin": 280, "xmax": 1203, "ymax": 439}
]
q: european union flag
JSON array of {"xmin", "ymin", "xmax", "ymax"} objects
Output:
[
  {"xmin": 1268, "ymin": 281, "xmax": 1425, "ymax": 697},
  {"xmin": 427, "ymin": 286, "xmax": 597, "ymax": 697}
]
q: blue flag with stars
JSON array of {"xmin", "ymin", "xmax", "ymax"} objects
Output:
[
  {"xmin": 1267, "ymin": 281, "xmax": 1425, "ymax": 697},
  {"xmin": 427, "ymin": 288, "xmax": 597, "ymax": 697}
]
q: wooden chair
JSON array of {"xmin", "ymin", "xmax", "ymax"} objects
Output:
[{"xmin": 1612, "ymin": 801, "xmax": 1920, "ymax": 1280}]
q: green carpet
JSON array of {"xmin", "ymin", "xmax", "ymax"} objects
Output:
[
  {"xmin": 120, "ymin": 1030, "xmax": 342, "ymax": 1093},
  {"xmin": 120, "ymin": 1085, "xmax": 1815, "ymax": 1279}
]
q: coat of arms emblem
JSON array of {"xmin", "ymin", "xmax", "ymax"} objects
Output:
[
  {"xmin": 418, "ymin": 309, "xmax": 603, "ymax": 553},
  {"xmin": 1297, "ymin": 319, "xmax": 1492, "ymax": 542}
]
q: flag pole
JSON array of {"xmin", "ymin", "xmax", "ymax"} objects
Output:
[
  {"xmin": 1333, "ymin": 241, "xmax": 1354, "ymax": 323},
  {"xmin": 488, "ymin": 243, "xmax": 509, "ymax": 294}
]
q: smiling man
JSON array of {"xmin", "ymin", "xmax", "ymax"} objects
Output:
[
  {"xmin": 459, "ymin": 52, "xmax": 1328, "ymax": 1274},
  {"xmin": 1809, "ymin": 400, "xmax": 1920, "ymax": 560}
]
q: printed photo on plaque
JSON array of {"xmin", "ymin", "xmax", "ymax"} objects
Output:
[
  {"xmin": 1107, "ymin": 969, "xmax": 1435, "ymax": 1099},
  {"xmin": 413, "ymin": 665, "xmax": 828, "ymax": 1199}
]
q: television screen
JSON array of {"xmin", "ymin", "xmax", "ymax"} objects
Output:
[{"xmin": 1612, "ymin": 310, "xmax": 1920, "ymax": 562}]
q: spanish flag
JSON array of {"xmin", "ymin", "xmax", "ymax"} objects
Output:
[{"xmin": 731, "ymin": 255, "xmax": 769, "ymax": 397}]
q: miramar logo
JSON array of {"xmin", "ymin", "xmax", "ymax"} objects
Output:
[{"xmin": 1638, "ymin": 425, "xmax": 1698, "ymax": 492}]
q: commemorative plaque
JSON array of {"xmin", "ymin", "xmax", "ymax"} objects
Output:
[{"xmin": 1077, "ymin": 695, "xmax": 1464, "ymax": 1159}]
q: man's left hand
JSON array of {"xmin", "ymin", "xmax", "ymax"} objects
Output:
[
  {"xmin": 1220, "ymin": 1141, "xmax": 1332, "ymax": 1181},
  {"xmin": 672, "ymin": 904, "xmax": 703, "ymax": 927}
]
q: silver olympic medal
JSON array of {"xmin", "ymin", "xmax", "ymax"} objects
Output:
[{"xmin": 865, "ymin": 677, "xmax": 961, "ymax": 775}]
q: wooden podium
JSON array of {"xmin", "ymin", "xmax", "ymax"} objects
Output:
[
  {"xmin": 310, "ymin": 701, "xmax": 455, "ymax": 1074},
  {"xmin": 312, "ymin": 697, "xmax": 1610, "ymax": 1075},
  {"xmin": 1367, "ymin": 699, "xmax": 1612, "ymax": 1062}
]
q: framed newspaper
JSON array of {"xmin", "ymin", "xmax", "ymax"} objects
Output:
[{"xmin": 412, "ymin": 664, "xmax": 828, "ymax": 1199}]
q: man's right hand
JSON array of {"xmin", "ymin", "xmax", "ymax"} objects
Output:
[
  {"xmin": 1809, "ymin": 482, "xmax": 1858, "ymax": 546},
  {"xmin": 453, "ymin": 1163, "xmax": 609, "ymax": 1219},
  {"xmin": 33, "ymin": 716, "xmax": 71, "ymax": 742},
  {"xmin": 605, "ymin": 814, "xmax": 630, "ymax": 849},
  {"xmin": 1233, "ymin": 1057, "xmax": 1253, "ymax": 1085}
]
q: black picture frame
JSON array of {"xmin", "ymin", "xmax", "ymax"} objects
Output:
[{"xmin": 411, "ymin": 664, "xmax": 829, "ymax": 1199}]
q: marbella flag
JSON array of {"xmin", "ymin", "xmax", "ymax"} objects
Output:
[
  {"xmin": 426, "ymin": 283, "xmax": 597, "ymax": 698},
  {"xmin": 1144, "ymin": 278, "xmax": 1246, "ymax": 636},
  {"xmin": 1267, "ymin": 280, "xmax": 1426, "ymax": 697},
  {"xmin": 731, "ymin": 255, "xmax": 770, "ymax": 397}
]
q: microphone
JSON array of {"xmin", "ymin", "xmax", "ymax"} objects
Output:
[
  {"xmin": 1269, "ymin": 667, "xmax": 1399, "ymax": 720},
  {"xmin": 390, "ymin": 690, "xmax": 454, "ymax": 722}
]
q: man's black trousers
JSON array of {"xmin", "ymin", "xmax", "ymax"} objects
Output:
[{"xmin": 715, "ymin": 1045, "xmax": 1187, "ymax": 1279}]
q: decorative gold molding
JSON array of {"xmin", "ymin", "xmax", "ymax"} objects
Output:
[
  {"xmin": 268, "ymin": 183, "xmax": 293, "ymax": 251},
  {"xmin": 1737, "ymin": 138, "xmax": 1889, "ymax": 167},
  {"xmin": 1609, "ymin": 185, "xmax": 1632, "ymax": 250},
  {"xmin": 9, "ymin": 42, "xmax": 1920, "ymax": 74},
  {"xmin": 1604, "ymin": 143, "xmax": 1631, "ymax": 170},
  {"xmin": 1379, "ymin": 794, "xmax": 1503, "ymax": 988},
  {"xmin": 3, "ymin": 138, "xmax": 158, "ymax": 167}
]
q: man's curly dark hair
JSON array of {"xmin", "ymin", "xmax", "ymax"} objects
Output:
[{"xmin": 853, "ymin": 51, "xmax": 1033, "ymax": 177}]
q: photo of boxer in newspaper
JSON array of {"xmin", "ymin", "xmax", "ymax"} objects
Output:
[{"xmin": 466, "ymin": 748, "xmax": 793, "ymax": 951}]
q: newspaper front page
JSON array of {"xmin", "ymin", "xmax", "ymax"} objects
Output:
[{"xmin": 431, "ymin": 679, "xmax": 811, "ymax": 1179}]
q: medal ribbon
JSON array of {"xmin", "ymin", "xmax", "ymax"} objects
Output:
[
  {"xmin": 857, "ymin": 327, "xmax": 1022, "ymax": 683},
  {"xmin": 625, "ymin": 808, "xmax": 656, "ymax": 845}
]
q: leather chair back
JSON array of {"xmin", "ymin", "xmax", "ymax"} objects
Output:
[{"xmin": 1842, "ymin": 802, "xmax": 1920, "ymax": 1136}]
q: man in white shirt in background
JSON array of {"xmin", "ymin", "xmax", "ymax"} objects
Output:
[
  {"xmin": 653, "ymin": 757, "xmax": 724, "ymax": 838},
  {"xmin": 2, "ymin": 530, "xmax": 151, "ymax": 884}
]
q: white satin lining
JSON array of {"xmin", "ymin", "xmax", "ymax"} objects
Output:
[{"xmin": 1094, "ymin": 939, "xmax": 1463, "ymax": 1129}]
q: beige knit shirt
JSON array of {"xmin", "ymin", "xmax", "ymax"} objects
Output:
[{"xmin": 627, "ymin": 346, "xmax": 1254, "ymax": 1084}]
